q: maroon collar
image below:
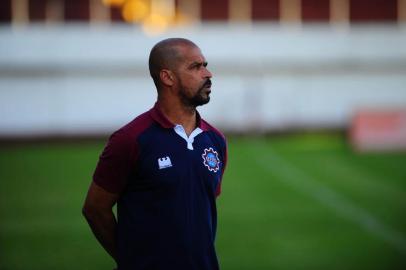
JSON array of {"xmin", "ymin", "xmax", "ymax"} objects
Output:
[
  {"xmin": 149, "ymin": 102, "xmax": 174, "ymax": 129},
  {"xmin": 149, "ymin": 102, "xmax": 208, "ymax": 131}
]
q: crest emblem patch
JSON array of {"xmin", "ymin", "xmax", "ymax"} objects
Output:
[{"xmin": 202, "ymin": 147, "xmax": 220, "ymax": 173}]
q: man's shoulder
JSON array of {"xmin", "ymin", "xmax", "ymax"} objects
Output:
[
  {"xmin": 111, "ymin": 109, "xmax": 155, "ymax": 142},
  {"xmin": 201, "ymin": 118, "xmax": 226, "ymax": 143}
]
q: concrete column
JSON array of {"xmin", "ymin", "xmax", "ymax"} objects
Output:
[
  {"xmin": 177, "ymin": 0, "xmax": 200, "ymax": 23},
  {"xmin": 12, "ymin": 0, "xmax": 29, "ymax": 25},
  {"xmin": 90, "ymin": 0, "xmax": 111, "ymax": 24},
  {"xmin": 46, "ymin": 0, "xmax": 64, "ymax": 24},
  {"xmin": 399, "ymin": 0, "xmax": 406, "ymax": 22},
  {"xmin": 330, "ymin": 0, "xmax": 349, "ymax": 23},
  {"xmin": 229, "ymin": 0, "xmax": 251, "ymax": 22},
  {"xmin": 280, "ymin": 0, "xmax": 301, "ymax": 23}
]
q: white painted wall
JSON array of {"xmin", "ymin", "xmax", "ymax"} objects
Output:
[{"xmin": 1, "ymin": 24, "xmax": 406, "ymax": 136}]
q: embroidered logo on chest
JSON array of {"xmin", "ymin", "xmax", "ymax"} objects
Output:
[
  {"xmin": 158, "ymin": 156, "xmax": 172, "ymax": 169},
  {"xmin": 202, "ymin": 147, "xmax": 220, "ymax": 173}
]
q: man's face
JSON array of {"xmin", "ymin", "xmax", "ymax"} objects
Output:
[{"xmin": 173, "ymin": 45, "xmax": 213, "ymax": 108}]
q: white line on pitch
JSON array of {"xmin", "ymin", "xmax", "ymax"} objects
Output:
[{"xmin": 252, "ymin": 142, "xmax": 406, "ymax": 254}]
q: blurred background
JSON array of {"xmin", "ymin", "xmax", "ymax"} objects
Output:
[{"xmin": 0, "ymin": 0, "xmax": 405, "ymax": 269}]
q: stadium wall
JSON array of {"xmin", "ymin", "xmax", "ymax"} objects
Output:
[{"xmin": 0, "ymin": 24, "xmax": 406, "ymax": 136}]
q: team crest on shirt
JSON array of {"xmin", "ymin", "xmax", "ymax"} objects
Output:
[{"xmin": 202, "ymin": 147, "xmax": 220, "ymax": 173}]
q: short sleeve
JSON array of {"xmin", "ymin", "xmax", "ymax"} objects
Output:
[
  {"xmin": 93, "ymin": 130, "xmax": 138, "ymax": 194},
  {"xmin": 215, "ymin": 138, "xmax": 228, "ymax": 197}
]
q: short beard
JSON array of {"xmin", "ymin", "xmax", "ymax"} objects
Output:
[{"xmin": 179, "ymin": 83, "xmax": 210, "ymax": 109}]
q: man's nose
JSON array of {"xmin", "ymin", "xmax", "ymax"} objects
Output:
[{"xmin": 204, "ymin": 67, "xmax": 212, "ymax": 78}]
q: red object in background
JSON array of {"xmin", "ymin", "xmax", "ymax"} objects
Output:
[
  {"xmin": 302, "ymin": 0, "xmax": 330, "ymax": 22},
  {"xmin": 252, "ymin": 0, "xmax": 279, "ymax": 21},
  {"xmin": 64, "ymin": 0, "xmax": 90, "ymax": 21},
  {"xmin": 110, "ymin": 6, "xmax": 124, "ymax": 22},
  {"xmin": 350, "ymin": 0, "xmax": 397, "ymax": 22},
  {"xmin": 201, "ymin": 0, "xmax": 229, "ymax": 21},
  {"xmin": 29, "ymin": 0, "xmax": 47, "ymax": 21},
  {"xmin": 350, "ymin": 109, "xmax": 406, "ymax": 151},
  {"xmin": 0, "ymin": 0, "xmax": 12, "ymax": 23}
]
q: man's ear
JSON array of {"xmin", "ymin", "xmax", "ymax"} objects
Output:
[{"xmin": 159, "ymin": 69, "xmax": 175, "ymax": 87}]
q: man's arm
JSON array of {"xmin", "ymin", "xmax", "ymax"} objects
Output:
[{"xmin": 82, "ymin": 181, "xmax": 120, "ymax": 263}]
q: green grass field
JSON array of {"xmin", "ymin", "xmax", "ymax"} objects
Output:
[{"xmin": 1, "ymin": 133, "xmax": 405, "ymax": 270}]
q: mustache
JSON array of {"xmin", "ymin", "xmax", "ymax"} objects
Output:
[{"xmin": 201, "ymin": 79, "xmax": 212, "ymax": 88}]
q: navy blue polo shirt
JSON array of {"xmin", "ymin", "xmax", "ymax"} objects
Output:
[{"xmin": 93, "ymin": 102, "xmax": 227, "ymax": 270}]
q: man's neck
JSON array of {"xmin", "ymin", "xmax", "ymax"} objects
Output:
[{"xmin": 157, "ymin": 97, "xmax": 197, "ymax": 136}]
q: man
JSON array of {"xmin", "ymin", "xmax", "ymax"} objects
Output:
[{"xmin": 82, "ymin": 38, "xmax": 227, "ymax": 270}]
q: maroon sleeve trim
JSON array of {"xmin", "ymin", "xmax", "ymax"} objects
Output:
[
  {"xmin": 199, "ymin": 119, "xmax": 227, "ymax": 197},
  {"xmin": 93, "ymin": 130, "xmax": 138, "ymax": 194},
  {"xmin": 215, "ymin": 140, "xmax": 227, "ymax": 197},
  {"xmin": 92, "ymin": 110, "xmax": 154, "ymax": 194}
]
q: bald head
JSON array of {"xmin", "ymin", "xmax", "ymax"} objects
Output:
[{"xmin": 149, "ymin": 38, "xmax": 198, "ymax": 90}]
